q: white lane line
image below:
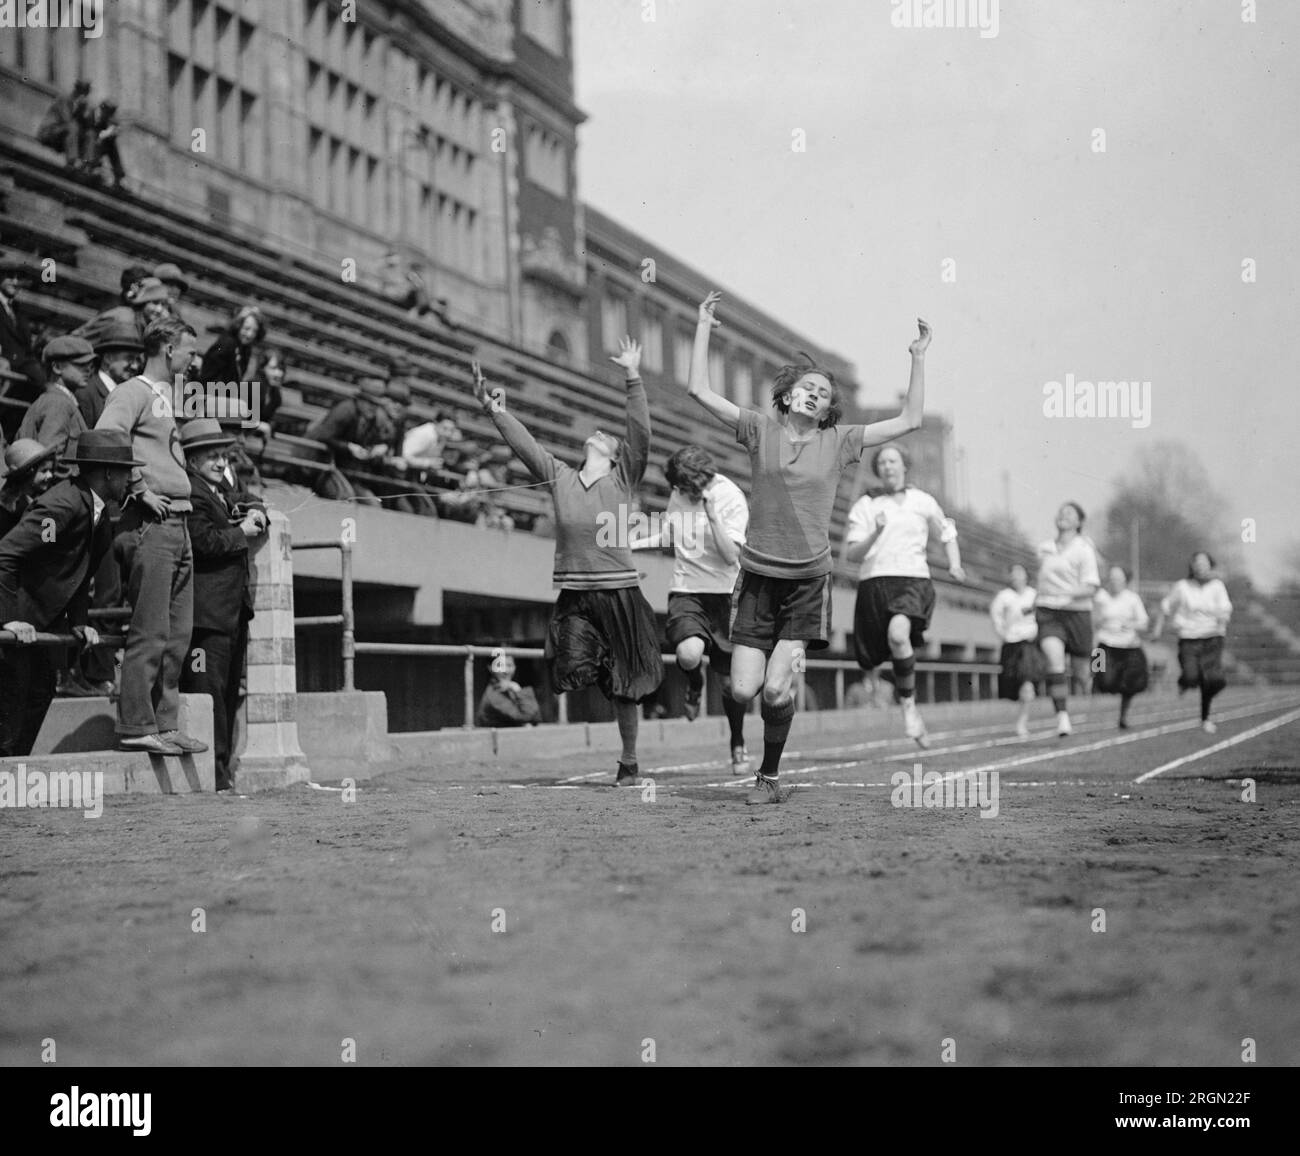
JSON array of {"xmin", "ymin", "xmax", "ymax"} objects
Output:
[{"xmin": 1133, "ymin": 707, "xmax": 1300, "ymax": 783}]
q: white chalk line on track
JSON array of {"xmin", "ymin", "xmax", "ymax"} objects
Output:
[
  {"xmin": 1133, "ymin": 706, "xmax": 1300, "ymax": 783},
  {"xmin": 503, "ymin": 693, "xmax": 1298, "ymax": 792}
]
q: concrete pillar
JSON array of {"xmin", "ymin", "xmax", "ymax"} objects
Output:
[{"xmin": 235, "ymin": 509, "xmax": 311, "ymax": 790}]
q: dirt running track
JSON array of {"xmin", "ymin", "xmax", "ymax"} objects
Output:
[{"xmin": 2, "ymin": 688, "xmax": 1298, "ymax": 1066}]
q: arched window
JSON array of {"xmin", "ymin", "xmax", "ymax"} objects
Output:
[{"xmin": 547, "ymin": 329, "xmax": 571, "ymax": 362}]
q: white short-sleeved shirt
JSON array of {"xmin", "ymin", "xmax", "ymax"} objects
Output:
[
  {"xmin": 665, "ymin": 473, "xmax": 748, "ymax": 594},
  {"xmin": 845, "ymin": 487, "xmax": 955, "ymax": 581},
  {"xmin": 1035, "ymin": 535, "xmax": 1101, "ymax": 611},
  {"xmin": 1160, "ymin": 578, "xmax": 1232, "ymax": 639},
  {"xmin": 990, "ymin": 586, "xmax": 1038, "ymax": 643},
  {"xmin": 402, "ymin": 422, "xmax": 440, "ymax": 460},
  {"xmin": 1094, "ymin": 588, "xmax": 1149, "ymax": 648}
]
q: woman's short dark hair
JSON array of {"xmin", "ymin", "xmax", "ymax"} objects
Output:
[
  {"xmin": 1009, "ymin": 561, "xmax": 1028, "ymax": 578},
  {"xmin": 770, "ymin": 352, "xmax": 843, "ymax": 429},
  {"xmin": 1187, "ymin": 551, "xmax": 1216, "ymax": 578},
  {"xmin": 664, "ymin": 445, "xmax": 717, "ymax": 502},
  {"xmin": 871, "ymin": 444, "xmax": 911, "ymax": 478},
  {"xmin": 1062, "ymin": 500, "xmax": 1086, "ymax": 526}
]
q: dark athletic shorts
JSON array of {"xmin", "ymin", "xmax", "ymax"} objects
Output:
[
  {"xmin": 998, "ymin": 640, "xmax": 1047, "ymax": 701},
  {"xmin": 1093, "ymin": 644, "xmax": 1149, "ymax": 696},
  {"xmin": 1176, "ymin": 636, "xmax": 1226, "ymax": 694},
  {"xmin": 1035, "ymin": 607, "xmax": 1094, "ymax": 659},
  {"xmin": 666, "ymin": 591, "xmax": 734, "ymax": 674},
  {"xmin": 852, "ymin": 576, "xmax": 935, "ymax": 670},
  {"xmin": 730, "ymin": 570, "xmax": 832, "ymax": 653}
]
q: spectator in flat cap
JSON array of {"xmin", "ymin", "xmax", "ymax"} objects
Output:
[
  {"xmin": 95, "ymin": 315, "xmax": 208, "ymax": 758},
  {"xmin": 79, "ymin": 320, "xmax": 144, "ymax": 429},
  {"xmin": 0, "ymin": 259, "xmax": 46, "ymax": 430},
  {"xmin": 0, "ymin": 439, "xmax": 58, "ymax": 539},
  {"xmin": 305, "ymin": 372, "xmax": 395, "ymax": 503},
  {"xmin": 177, "ymin": 418, "xmax": 267, "ymax": 792},
  {"xmin": 16, "ymin": 336, "xmax": 96, "ymax": 461},
  {"xmin": 0, "ymin": 430, "xmax": 138, "ymax": 757},
  {"xmin": 202, "ymin": 305, "xmax": 266, "ymax": 395}
]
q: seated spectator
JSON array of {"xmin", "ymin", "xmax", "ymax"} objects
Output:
[
  {"xmin": 0, "ymin": 439, "xmax": 58, "ymax": 538},
  {"xmin": 304, "ymin": 373, "xmax": 395, "ymax": 504},
  {"xmin": 80, "ymin": 319, "xmax": 144, "ymax": 428},
  {"xmin": 17, "ymin": 336, "xmax": 97, "ymax": 460},
  {"xmin": 36, "ymin": 80, "xmax": 92, "ymax": 170},
  {"xmin": 0, "ymin": 430, "xmax": 136, "ymax": 757},
  {"xmin": 152, "ymin": 263, "xmax": 189, "ymax": 317},
  {"xmin": 203, "ymin": 305, "xmax": 266, "ymax": 390},
  {"xmin": 474, "ymin": 652, "xmax": 541, "ymax": 728},
  {"xmin": 0, "ymin": 258, "xmax": 45, "ymax": 423},
  {"xmin": 73, "ymin": 275, "xmax": 171, "ymax": 349},
  {"xmin": 375, "ymin": 378, "xmax": 437, "ymax": 518},
  {"xmin": 255, "ymin": 349, "xmax": 286, "ymax": 436},
  {"xmin": 87, "ymin": 99, "xmax": 126, "ymax": 191},
  {"xmin": 177, "ymin": 418, "xmax": 267, "ymax": 793}
]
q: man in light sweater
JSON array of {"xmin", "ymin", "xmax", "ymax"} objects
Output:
[
  {"xmin": 471, "ymin": 340, "xmax": 663, "ymax": 785},
  {"xmin": 94, "ymin": 316, "xmax": 208, "ymax": 756}
]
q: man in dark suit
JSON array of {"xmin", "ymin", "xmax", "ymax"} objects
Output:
[
  {"xmin": 177, "ymin": 419, "xmax": 267, "ymax": 792},
  {"xmin": 80, "ymin": 320, "xmax": 143, "ymax": 429},
  {"xmin": 0, "ymin": 259, "xmax": 45, "ymax": 431},
  {"xmin": 0, "ymin": 430, "xmax": 139, "ymax": 756}
]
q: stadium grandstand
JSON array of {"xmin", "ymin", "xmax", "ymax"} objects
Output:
[{"xmin": 1, "ymin": 0, "xmax": 1294, "ymax": 745}]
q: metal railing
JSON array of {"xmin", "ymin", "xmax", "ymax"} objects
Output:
[{"xmin": 291, "ymin": 535, "xmax": 355, "ymax": 691}]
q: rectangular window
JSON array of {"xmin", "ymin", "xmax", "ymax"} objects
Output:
[
  {"xmin": 732, "ymin": 362, "xmax": 753, "ymax": 408},
  {"xmin": 641, "ymin": 313, "xmax": 664, "ymax": 373},
  {"xmin": 674, "ymin": 329, "xmax": 693, "ymax": 385},
  {"xmin": 601, "ymin": 295, "xmax": 628, "ymax": 353},
  {"xmin": 709, "ymin": 348, "xmax": 727, "ymax": 397}
]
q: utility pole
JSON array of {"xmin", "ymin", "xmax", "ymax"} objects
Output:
[{"xmin": 1131, "ymin": 517, "xmax": 1140, "ymax": 588}]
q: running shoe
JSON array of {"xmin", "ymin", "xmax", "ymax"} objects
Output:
[
  {"xmin": 158, "ymin": 730, "xmax": 209, "ymax": 754},
  {"xmin": 745, "ymin": 774, "xmax": 782, "ymax": 805},
  {"xmin": 119, "ymin": 733, "xmax": 184, "ymax": 756},
  {"xmin": 1014, "ymin": 719, "xmax": 1030, "ymax": 738},
  {"xmin": 1202, "ymin": 720, "xmax": 1217, "ymax": 735},
  {"xmin": 901, "ymin": 698, "xmax": 930, "ymax": 749},
  {"xmin": 730, "ymin": 745, "xmax": 751, "ymax": 776},
  {"xmin": 1056, "ymin": 710, "xmax": 1073, "ymax": 737},
  {"xmin": 614, "ymin": 760, "xmax": 640, "ymax": 786}
]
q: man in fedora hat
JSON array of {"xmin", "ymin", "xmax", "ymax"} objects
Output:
[
  {"xmin": 0, "ymin": 430, "xmax": 139, "ymax": 757},
  {"xmin": 0, "ymin": 438, "xmax": 58, "ymax": 539},
  {"xmin": 0, "ymin": 258, "xmax": 45, "ymax": 427},
  {"xmin": 80, "ymin": 320, "xmax": 143, "ymax": 429},
  {"xmin": 95, "ymin": 315, "xmax": 208, "ymax": 757},
  {"xmin": 16, "ymin": 336, "xmax": 96, "ymax": 461},
  {"xmin": 177, "ymin": 418, "xmax": 267, "ymax": 791}
]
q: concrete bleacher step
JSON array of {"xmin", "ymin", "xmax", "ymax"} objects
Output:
[{"xmin": 0, "ymin": 749, "xmax": 214, "ymax": 798}]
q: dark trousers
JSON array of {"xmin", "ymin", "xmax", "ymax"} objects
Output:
[
  {"xmin": 180, "ymin": 625, "xmax": 247, "ymax": 791},
  {"xmin": 114, "ymin": 516, "xmax": 194, "ymax": 736},
  {"xmin": 0, "ymin": 643, "xmax": 59, "ymax": 757},
  {"xmin": 81, "ymin": 523, "xmax": 123, "ymax": 684}
]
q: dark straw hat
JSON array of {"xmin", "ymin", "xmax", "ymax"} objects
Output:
[{"xmin": 179, "ymin": 418, "xmax": 236, "ymax": 453}]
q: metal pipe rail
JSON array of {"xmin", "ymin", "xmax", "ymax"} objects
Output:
[{"xmin": 290, "ymin": 535, "xmax": 355, "ymax": 691}]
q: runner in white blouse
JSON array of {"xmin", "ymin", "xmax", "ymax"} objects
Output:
[
  {"xmin": 1035, "ymin": 501, "xmax": 1102, "ymax": 736},
  {"xmin": 1152, "ymin": 550, "xmax": 1233, "ymax": 733},
  {"xmin": 1092, "ymin": 565, "xmax": 1151, "ymax": 730},
  {"xmin": 989, "ymin": 562, "xmax": 1044, "ymax": 737},
  {"xmin": 844, "ymin": 444, "xmax": 964, "ymax": 748}
]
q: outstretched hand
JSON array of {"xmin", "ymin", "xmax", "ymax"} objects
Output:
[
  {"xmin": 909, "ymin": 318, "xmax": 932, "ymax": 357},
  {"xmin": 609, "ymin": 336, "xmax": 642, "ymax": 375},
  {"xmin": 471, "ymin": 361, "xmax": 505, "ymax": 413},
  {"xmin": 698, "ymin": 290, "xmax": 722, "ymax": 329}
]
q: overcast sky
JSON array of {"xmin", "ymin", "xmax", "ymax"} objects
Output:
[{"xmin": 572, "ymin": 0, "xmax": 1298, "ymax": 590}]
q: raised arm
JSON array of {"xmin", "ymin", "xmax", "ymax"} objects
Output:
[
  {"xmin": 686, "ymin": 291, "xmax": 741, "ymax": 431},
  {"xmin": 609, "ymin": 336, "xmax": 650, "ymax": 486},
  {"xmin": 858, "ymin": 319, "xmax": 931, "ymax": 448},
  {"xmin": 471, "ymin": 362, "xmax": 557, "ymax": 485}
]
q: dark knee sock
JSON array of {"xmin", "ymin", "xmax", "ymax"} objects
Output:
[
  {"xmin": 1200, "ymin": 685, "xmax": 1219, "ymax": 721},
  {"xmin": 723, "ymin": 693, "xmax": 747, "ymax": 749},
  {"xmin": 759, "ymin": 696, "xmax": 796, "ymax": 777},
  {"xmin": 892, "ymin": 654, "xmax": 916, "ymax": 699},
  {"xmin": 614, "ymin": 698, "xmax": 639, "ymax": 764},
  {"xmin": 1047, "ymin": 672, "xmax": 1068, "ymax": 713},
  {"xmin": 683, "ymin": 662, "xmax": 704, "ymax": 696},
  {"xmin": 1119, "ymin": 693, "xmax": 1133, "ymax": 723}
]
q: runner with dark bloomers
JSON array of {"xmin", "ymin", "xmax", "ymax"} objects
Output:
[
  {"xmin": 630, "ymin": 445, "xmax": 751, "ymax": 774},
  {"xmin": 1152, "ymin": 551, "xmax": 1233, "ymax": 734},
  {"xmin": 844, "ymin": 443, "xmax": 965, "ymax": 748},
  {"xmin": 472, "ymin": 342, "xmax": 662, "ymax": 785},
  {"xmin": 685, "ymin": 290, "xmax": 931, "ymax": 804},
  {"xmin": 1092, "ymin": 565, "xmax": 1151, "ymax": 730}
]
